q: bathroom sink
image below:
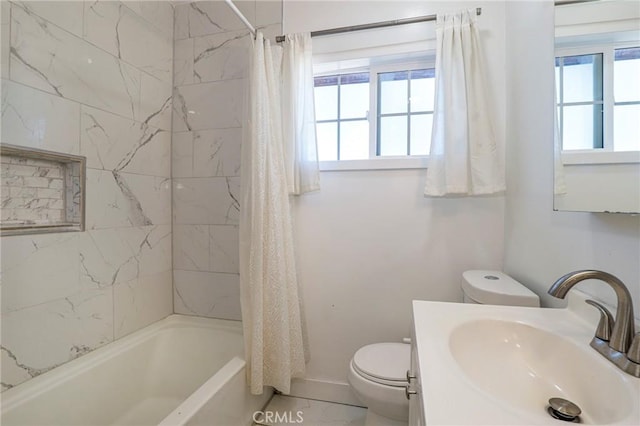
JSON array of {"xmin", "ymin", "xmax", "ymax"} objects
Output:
[
  {"xmin": 449, "ymin": 320, "xmax": 634, "ymax": 424},
  {"xmin": 412, "ymin": 292, "xmax": 640, "ymax": 425}
]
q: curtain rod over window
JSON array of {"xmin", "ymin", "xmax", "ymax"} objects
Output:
[{"xmin": 275, "ymin": 7, "xmax": 482, "ymax": 43}]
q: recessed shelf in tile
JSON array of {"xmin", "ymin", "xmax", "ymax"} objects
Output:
[{"xmin": 1, "ymin": 144, "xmax": 86, "ymax": 236}]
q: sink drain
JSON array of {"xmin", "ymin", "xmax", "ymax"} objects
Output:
[{"xmin": 547, "ymin": 397, "xmax": 582, "ymax": 423}]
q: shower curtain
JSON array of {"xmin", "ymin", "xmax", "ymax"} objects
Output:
[
  {"xmin": 424, "ymin": 9, "xmax": 505, "ymax": 196},
  {"xmin": 239, "ymin": 32, "xmax": 317, "ymax": 395}
]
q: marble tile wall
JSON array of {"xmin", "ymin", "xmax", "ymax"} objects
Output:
[
  {"xmin": 171, "ymin": 1, "xmax": 281, "ymax": 320},
  {"xmin": 0, "ymin": 1, "xmax": 174, "ymax": 391}
]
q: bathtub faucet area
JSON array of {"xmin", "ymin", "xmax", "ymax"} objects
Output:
[{"xmin": 548, "ymin": 270, "xmax": 640, "ymax": 377}]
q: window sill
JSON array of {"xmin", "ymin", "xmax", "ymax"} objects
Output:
[
  {"xmin": 561, "ymin": 150, "xmax": 640, "ymax": 165},
  {"xmin": 319, "ymin": 156, "xmax": 428, "ymax": 171}
]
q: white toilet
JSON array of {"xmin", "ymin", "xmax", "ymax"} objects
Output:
[{"xmin": 348, "ymin": 270, "xmax": 540, "ymax": 425}]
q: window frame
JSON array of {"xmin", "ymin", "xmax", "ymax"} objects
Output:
[
  {"xmin": 371, "ymin": 61, "xmax": 435, "ymax": 158},
  {"xmin": 314, "ymin": 71, "xmax": 371, "ymax": 161},
  {"xmin": 555, "ymin": 41, "xmax": 640, "ymax": 161},
  {"xmin": 313, "ymin": 57, "xmax": 435, "ymax": 171}
]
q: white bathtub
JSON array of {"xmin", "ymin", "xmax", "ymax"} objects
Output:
[{"xmin": 1, "ymin": 315, "xmax": 271, "ymax": 426}]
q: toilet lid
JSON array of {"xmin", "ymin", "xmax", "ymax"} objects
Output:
[
  {"xmin": 352, "ymin": 343, "xmax": 410, "ymax": 383},
  {"xmin": 462, "ymin": 270, "xmax": 540, "ymax": 307}
]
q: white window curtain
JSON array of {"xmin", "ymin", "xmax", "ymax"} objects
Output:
[
  {"xmin": 282, "ymin": 33, "xmax": 321, "ymax": 195},
  {"xmin": 424, "ymin": 9, "xmax": 505, "ymax": 196},
  {"xmin": 240, "ymin": 31, "xmax": 316, "ymax": 395}
]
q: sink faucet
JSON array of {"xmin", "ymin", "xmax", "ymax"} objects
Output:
[{"xmin": 548, "ymin": 270, "xmax": 640, "ymax": 378}]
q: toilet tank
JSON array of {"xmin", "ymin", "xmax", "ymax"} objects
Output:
[{"xmin": 461, "ymin": 270, "xmax": 540, "ymax": 307}]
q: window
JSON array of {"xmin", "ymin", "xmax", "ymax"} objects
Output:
[
  {"xmin": 555, "ymin": 45, "xmax": 640, "ymax": 152},
  {"xmin": 613, "ymin": 47, "xmax": 640, "ymax": 151},
  {"xmin": 313, "ymin": 61, "xmax": 435, "ymax": 163},
  {"xmin": 378, "ymin": 69, "xmax": 435, "ymax": 156},
  {"xmin": 315, "ymin": 73, "xmax": 370, "ymax": 161}
]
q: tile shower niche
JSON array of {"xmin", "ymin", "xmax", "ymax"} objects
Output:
[{"xmin": 1, "ymin": 144, "xmax": 85, "ymax": 236}]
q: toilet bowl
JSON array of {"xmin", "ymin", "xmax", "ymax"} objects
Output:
[
  {"xmin": 348, "ymin": 270, "xmax": 539, "ymax": 425},
  {"xmin": 348, "ymin": 343, "xmax": 409, "ymax": 426}
]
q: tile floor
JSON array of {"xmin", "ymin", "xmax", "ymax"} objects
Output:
[{"xmin": 255, "ymin": 395, "xmax": 367, "ymax": 426}]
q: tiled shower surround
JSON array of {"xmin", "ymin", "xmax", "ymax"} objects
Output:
[
  {"xmin": 0, "ymin": 1, "xmax": 173, "ymax": 390},
  {"xmin": 0, "ymin": 0, "xmax": 282, "ymax": 391},
  {"xmin": 171, "ymin": 1, "xmax": 281, "ymax": 319}
]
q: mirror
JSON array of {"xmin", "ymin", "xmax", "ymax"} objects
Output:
[{"xmin": 554, "ymin": 0, "xmax": 640, "ymax": 213}]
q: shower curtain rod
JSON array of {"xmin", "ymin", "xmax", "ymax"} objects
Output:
[
  {"xmin": 224, "ymin": 0, "xmax": 256, "ymax": 37},
  {"xmin": 275, "ymin": 7, "xmax": 482, "ymax": 43}
]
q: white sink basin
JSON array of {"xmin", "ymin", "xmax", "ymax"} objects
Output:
[
  {"xmin": 412, "ymin": 291, "xmax": 640, "ymax": 425},
  {"xmin": 449, "ymin": 319, "xmax": 634, "ymax": 424}
]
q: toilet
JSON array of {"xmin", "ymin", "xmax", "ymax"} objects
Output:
[{"xmin": 347, "ymin": 270, "xmax": 540, "ymax": 425}]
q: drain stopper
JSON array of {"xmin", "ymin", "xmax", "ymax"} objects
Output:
[{"xmin": 548, "ymin": 397, "xmax": 582, "ymax": 423}]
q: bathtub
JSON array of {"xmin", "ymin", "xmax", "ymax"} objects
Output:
[{"xmin": 1, "ymin": 315, "xmax": 271, "ymax": 426}]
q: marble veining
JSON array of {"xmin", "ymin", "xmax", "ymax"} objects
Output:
[
  {"xmin": 1, "ymin": 0, "xmax": 174, "ymax": 392},
  {"xmin": 173, "ymin": 224, "xmax": 239, "ymax": 274},
  {"xmin": 0, "ymin": 145, "xmax": 85, "ymax": 236},
  {"xmin": 1, "ymin": 345, "xmax": 55, "ymax": 390},
  {"xmin": 171, "ymin": 1, "xmax": 275, "ymax": 322},
  {"xmin": 10, "ymin": 3, "xmax": 142, "ymax": 120},
  {"xmin": 1, "ymin": 233, "xmax": 81, "ymax": 313},
  {"xmin": 139, "ymin": 73, "xmax": 173, "ymax": 130},
  {"xmin": 1, "ymin": 80, "xmax": 81, "ymax": 155},
  {"xmin": 123, "ymin": 1, "xmax": 174, "ymax": 39},
  {"xmin": 113, "ymin": 270, "xmax": 172, "ymax": 338},
  {"xmin": 1, "ymin": 156, "xmax": 66, "ymax": 224},
  {"xmin": 1, "ymin": 285, "xmax": 114, "ymax": 389},
  {"xmin": 1, "ymin": 1, "xmax": 10, "ymax": 79},
  {"xmin": 173, "ymin": 224, "xmax": 209, "ymax": 271},
  {"xmin": 86, "ymin": 169, "xmax": 170, "ymax": 229},
  {"xmin": 84, "ymin": 1, "xmax": 173, "ymax": 84},
  {"xmin": 81, "ymin": 105, "xmax": 170, "ymax": 177},
  {"xmin": 174, "ymin": 38, "xmax": 194, "ymax": 86},
  {"xmin": 210, "ymin": 225, "xmax": 239, "ymax": 274},
  {"xmin": 112, "ymin": 171, "xmax": 153, "ymax": 226},
  {"xmin": 193, "ymin": 30, "xmax": 250, "ymax": 83},
  {"xmin": 174, "ymin": 1, "xmax": 249, "ymax": 40},
  {"xmin": 172, "ymin": 79, "xmax": 244, "ymax": 132},
  {"xmin": 172, "ymin": 89, "xmax": 193, "ymax": 132},
  {"xmin": 172, "ymin": 129, "xmax": 241, "ymax": 178},
  {"xmin": 173, "ymin": 270, "xmax": 241, "ymax": 320},
  {"xmin": 13, "ymin": 1, "xmax": 84, "ymax": 37},
  {"xmin": 79, "ymin": 225, "xmax": 171, "ymax": 289}
]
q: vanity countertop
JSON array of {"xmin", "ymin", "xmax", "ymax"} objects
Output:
[{"xmin": 412, "ymin": 292, "xmax": 640, "ymax": 425}]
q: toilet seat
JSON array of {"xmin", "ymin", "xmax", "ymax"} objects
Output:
[{"xmin": 352, "ymin": 343, "xmax": 410, "ymax": 387}]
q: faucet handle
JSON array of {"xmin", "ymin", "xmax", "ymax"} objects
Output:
[
  {"xmin": 627, "ymin": 333, "xmax": 640, "ymax": 364},
  {"xmin": 585, "ymin": 300, "xmax": 614, "ymax": 341}
]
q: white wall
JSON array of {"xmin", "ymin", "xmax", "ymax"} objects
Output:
[
  {"xmin": 503, "ymin": 1, "xmax": 640, "ymax": 317},
  {"xmin": 285, "ymin": 1, "xmax": 507, "ymax": 402}
]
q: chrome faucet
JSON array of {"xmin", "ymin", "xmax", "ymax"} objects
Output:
[{"xmin": 548, "ymin": 270, "xmax": 640, "ymax": 378}]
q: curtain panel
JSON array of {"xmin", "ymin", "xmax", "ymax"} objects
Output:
[{"xmin": 424, "ymin": 9, "xmax": 505, "ymax": 196}]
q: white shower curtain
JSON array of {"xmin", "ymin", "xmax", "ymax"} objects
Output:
[
  {"xmin": 424, "ymin": 9, "xmax": 505, "ymax": 196},
  {"xmin": 239, "ymin": 32, "xmax": 316, "ymax": 395}
]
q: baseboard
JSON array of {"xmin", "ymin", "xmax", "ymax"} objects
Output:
[{"xmin": 287, "ymin": 378, "xmax": 364, "ymax": 407}]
